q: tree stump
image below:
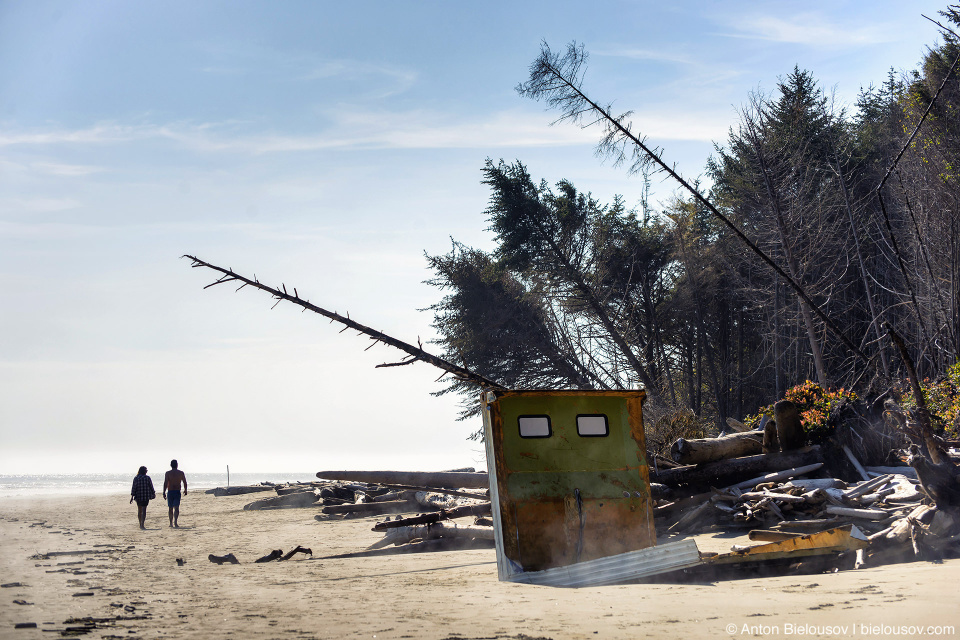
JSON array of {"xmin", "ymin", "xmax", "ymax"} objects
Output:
[{"xmin": 775, "ymin": 400, "xmax": 805, "ymax": 451}]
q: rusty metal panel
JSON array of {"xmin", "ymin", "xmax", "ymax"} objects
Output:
[
  {"xmin": 704, "ymin": 524, "xmax": 869, "ymax": 565},
  {"xmin": 482, "ymin": 389, "xmax": 655, "ymax": 577}
]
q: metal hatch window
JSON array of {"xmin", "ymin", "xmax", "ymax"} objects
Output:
[
  {"xmin": 518, "ymin": 415, "xmax": 552, "ymax": 438},
  {"xmin": 576, "ymin": 414, "xmax": 609, "ymax": 437}
]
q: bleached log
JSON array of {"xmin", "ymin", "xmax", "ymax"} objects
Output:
[
  {"xmin": 243, "ymin": 491, "xmax": 320, "ymax": 510},
  {"xmin": 800, "ymin": 489, "xmax": 827, "ymax": 504},
  {"xmin": 371, "ymin": 490, "xmax": 418, "ymax": 503},
  {"xmin": 843, "ymin": 474, "xmax": 893, "ymax": 499},
  {"xmin": 668, "ymin": 500, "xmax": 714, "ymax": 533},
  {"xmin": 315, "ymin": 470, "xmax": 488, "ymax": 489},
  {"xmin": 724, "ymin": 462, "xmax": 825, "ymax": 492},
  {"xmin": 670, "ymin": 431, "xmax": 763, "ymax": 465},
  {"xmin": 866, "ymin": 466, "xmax": 918, "ymax": 480},
  {"xmin": 885, "ymin": 504, "xmax": 934, "ymax": 543},
  {"xmin": 725, "ymin": 418, "xmax": 750, "ymax": 433},
  {"xmin": 736, "ymin": 491, "xmax": 807, "ymax": 503},
  {"xmin": 368, "ymin": 521, "xmax": 495, "ymax": 550},
  {"xmin": 321, "ymin": 499, "xmax": 419, "ymax": 516},
  {"xmin": 275, "ymin": 483, "xmax": 323, "ymax": 496},
  {"xmin": 843, "ymin": 445, "xmax": 870, "ymax": 481},
  {"xmin": 929, "ymin": 509, "xmax": 959, "ymax": 537},
  {"xmin": 416, "ymin": 491, "xmax": 463, "ymax": 510},
  {"xmin": 208, "ymin": 485, "xmax": 276, "ymax": 497},
  {"xmin": 824, "ymin": 505, "xmax": 888, "ymax": 520}
]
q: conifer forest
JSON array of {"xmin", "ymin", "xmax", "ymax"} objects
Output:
[{"xmin": 424, "ymin": 6, "xmax": 960, "ymax": 447}]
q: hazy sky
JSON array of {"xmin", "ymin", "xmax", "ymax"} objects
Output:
[{"xmin": 0, "ymin": 1, "xmax": 947, "ymax": 475}]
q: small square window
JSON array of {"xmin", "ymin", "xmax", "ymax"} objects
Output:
[
  {"xmin": 577, "ymin": 414, "xmax": 609, "ymax": 437},
  {"xmin": 518, "ymin": 415, "xmax": 551, "ymax": 438}
]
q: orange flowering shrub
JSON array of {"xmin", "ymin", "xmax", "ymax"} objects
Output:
[
  {"xmin": 745, "ymin": 381, "xmax": 859, "ymax": 444},
  {"xmin": 900, "ymin": 361, "xmax": 960, "ymax": 439}
]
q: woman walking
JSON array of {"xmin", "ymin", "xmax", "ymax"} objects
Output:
[{"xmin": 130, "ymin": 466, "xmax": 156, "ymax": 529}]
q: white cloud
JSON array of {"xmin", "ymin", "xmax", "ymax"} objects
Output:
[
  {"xmin": 721, "ymin": 13, "xmax": 899, "ymax": 47},
  {"xmin": 0, "ymin": 196, "xmax": 81, "ymax": 213},
  {"xmin": 593, "ymin": 47, "xmax": 696, "ymax": 65},
  {"xmin": 31, "ymin": 161, "xmax": 105, "ymax": 176},
  {"xmin": 0, "ymin": 101, "xmax": 730, "ymax": 162}
]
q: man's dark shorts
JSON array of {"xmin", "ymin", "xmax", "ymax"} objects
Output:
[
  {"xmin": 166, "ymin": 490, "xmax": 181, "ymax": 508},
  {"xmin": 136, "ymin": 500, "xmax": 149, "ymax": 508}
]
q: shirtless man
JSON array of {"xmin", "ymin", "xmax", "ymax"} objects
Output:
[{"xmin": 162, "ymin": 460, "xmax": 188, "ymax": 528}]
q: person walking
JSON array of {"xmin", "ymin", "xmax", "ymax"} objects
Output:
[
  {"xmin": 130, "ymin": 466, "xmax": 156, "ymax": 529},
  {"xmin": 163, "ymin": 459, "xmax": 188, "ymax": 528}
]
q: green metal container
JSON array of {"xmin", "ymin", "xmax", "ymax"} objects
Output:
[{"xmin": 482, "ymin": 389, "xmax": 656, "ymax": 578}]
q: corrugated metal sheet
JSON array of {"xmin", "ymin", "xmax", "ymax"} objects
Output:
[{"xmin": 507, "ymin": 538, "xmax": 702, "ymax": 587}]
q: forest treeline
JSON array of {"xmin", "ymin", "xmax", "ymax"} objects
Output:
[{"xmin": 425, "ymin": 7, "xmax": 960, "ymax": 442}]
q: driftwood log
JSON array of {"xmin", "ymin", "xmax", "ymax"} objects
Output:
[
  {"xmin": 670, "ymin": 431, "xmax": 763, "ymax": 465},
  {"xmin": 208, "ymin": 553, "xmax": 239, "ymax": 565},
  {"xmin": 369, "ymin": 521, "xmax": 495, "ymax": 550},
  {"xmin": 373, "ymin": 503, "xmax": 491, "ymax": 531},
  {"xmin": 315, "ymin": 470, "xmax": 489, "ymax": 489},
  {"xmin": 320, "ymin": 499, "xmax": 419, "ymax": 516},
  {"xmin": 315, "ymin": 537, "xmax": 494, "ymax": 560},
  {"xmin": 255, "ymin": 549, "xmax": 284, "ymax": 563},
  {"xmin": 281, "ymin": 546, "xmax": 313, "ymax": 560},
  {"xmin": 207, "ymin": 485, "xmax": 275, "ymax": 497},
  {"xmin": 650, "ymin": 447, "xmax": 823, "ymax": 487},
  {"xmin": 243, "ymin": 491, "xmax": 319, "ymax": 510}
]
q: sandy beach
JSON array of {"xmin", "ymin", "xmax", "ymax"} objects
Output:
[{"xmin": 1, "ymin": 490, "xmax": 958, "ymax": 639}]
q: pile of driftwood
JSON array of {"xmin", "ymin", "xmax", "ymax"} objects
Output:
[
  {"xmin": 206, "ymin": 397, "xmax": 959, "ymax": 574},
  {"xmin": 653, "ymin": 397, "xmax": 960, "ymax": 570},
  {"xmin": 209, "ymin": 469, "xmax": 496, "ymax": 559}
]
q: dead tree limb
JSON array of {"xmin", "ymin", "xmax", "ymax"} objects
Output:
[
  {"xmin": 183, "ymin": 255, "xmax": 506, "ymax": 390},
  {"xmin": 885, "ymin": 322, "xmax": 942, "ymax": 463}
]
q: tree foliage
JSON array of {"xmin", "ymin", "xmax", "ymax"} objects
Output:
[{"xmin": 425, "ymin": 6, "xmax": 960, "ymax": 436}]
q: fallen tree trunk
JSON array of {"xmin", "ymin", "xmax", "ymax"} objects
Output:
[
  {"xmin": 207, "ymin": 485, "xmax": 276, "ymax": 497},
  {"xmin": 315, "ymin": 470, "xmax": 489, "ymax": 489},
  {"xmin": 320, "ymin": 499, "xmax": 419, "ymax": 516},
  {"xmin": 275, "ymin": 483, "xmax": 324, "ymax": 496},
  {"xmin": 670, "ymin": 431, "xmax": 763, "ymax": 465},
  {"xmin": 379, "ymin": 485, "xmax": 488, "ymax": 500},
  {"xmin": 315, "ymin": 537, "xmax": 494, "ymax": 560},
  {"xmin": 368, "ymin": 521, "xmax": 495, "ymax": 550},
  {"xmin": 243, "ymin": 491, "xmax": 319, "ymax": 511},
  {"xmin": 373, "ymin": 503, "xmax": 491, "ymax": 531},
  {"xmin": 725, "ymin": 462, "xmax": 824, "ymax": 491},
  {"xmin": 650, "ymin": 447, "xmax": 823, "ymax": 487}
]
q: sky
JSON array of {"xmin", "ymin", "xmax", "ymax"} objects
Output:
[{"xmin": 0, "ymin": 0, "xmax": 949, "ymax": 475}]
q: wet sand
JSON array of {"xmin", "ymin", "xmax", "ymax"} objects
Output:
[{"xmin": 1, "ymin": 491, "xmax": 958, "ymax": 639}]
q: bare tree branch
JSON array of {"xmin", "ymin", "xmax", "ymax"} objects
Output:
[{"xmin": 184, "ymin": 255, "xmax": 507, "ymax": 390}]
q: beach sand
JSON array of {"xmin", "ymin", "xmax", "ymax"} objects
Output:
[{"xmin": 1, "ymin": 491, "xmax": 958, "ymax": 639}]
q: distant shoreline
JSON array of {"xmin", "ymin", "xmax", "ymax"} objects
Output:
[{"xmin": 0, "ymin": 472, "xmax": 317, "ymax": 499}]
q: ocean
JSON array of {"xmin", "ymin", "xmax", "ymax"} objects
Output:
[{"xmin": 0, "ymin": 472, "xmax": 319, "ymax": 499}]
